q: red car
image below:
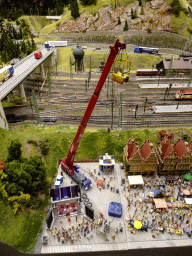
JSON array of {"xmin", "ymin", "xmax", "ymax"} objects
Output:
[{"xmin": 34, "ymin": 51, "xmax": 42, "ymax": 59}]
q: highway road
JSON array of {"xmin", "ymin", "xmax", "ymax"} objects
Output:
[{"xmin": 0, "ymin": 47, "xmax": 54, "ymax": 101}]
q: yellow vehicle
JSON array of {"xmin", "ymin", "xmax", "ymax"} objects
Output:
[
  {"xmin": 0, "ymin": 66, "xmax": 14, "ymax": 85},
  {"xmin": 111, "ymin": 48, "xmax": 131, "ymax": 84}
]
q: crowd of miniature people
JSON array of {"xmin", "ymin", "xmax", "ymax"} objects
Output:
[
  {"xmin": 123, "ymin": 176, "xmax": 192, "ymax": 237},
  {"xmin": 49, "ymin": 167, "xmax": 192, "ymax": 245},
  {"xmin": 50, "ymin": 215, "xmax": 123, "ymax": 244}
]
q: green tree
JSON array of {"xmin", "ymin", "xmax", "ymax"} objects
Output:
[
  {"xmin": 124, "ymin": 20, "xmax": 128, "ymax": 31},
  {"xmin": 70, "ymin": 0, "xmax": 80, "ymax": 19},
  {"xmin": 170, "ymin": 0, "xmax": 181, "ymax": 16},
  {"xmin": 19, "ymin": 18, "xmax": 32, "ymax": 39},
  {"xmin": 118, "ymin": 16, "xmax": 121, "ymax": 25},
  {"xmin": 7, "ymin": 140, "xmax": 22, "ymax": 162},
  {"xmin": 140, "ymin": 5, "xmax": 144, "ymax": 15},
  {"xmin": 40, "ymin": 139, "xmax": 49, "ymax": 155},
  {"xmin": 80, "ymin": 0, "xmax": 97, "ymax": 5},
  {"xmin": 138, "ymin": 0, "xmax": 142, "ymax": 6}
]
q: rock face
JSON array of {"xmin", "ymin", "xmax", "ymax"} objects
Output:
[{"xmin": 53, "ymin": 3, "xmax": 172, "ymax": 33}]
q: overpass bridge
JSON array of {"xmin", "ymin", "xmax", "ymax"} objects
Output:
[{"xmin": 0, "ymin": 47, "xmax": 57, "ymax": 129}]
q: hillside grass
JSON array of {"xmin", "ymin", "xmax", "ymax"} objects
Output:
[
  {"xmin": 40, "ymin": 10, "xmax": 71, "ymax": 35},
  {"xmin": 1, "ymin": 124, "xmax": 192, "ymax": 252},
  {"xmin": 54, "ymin": 48, "xmax": 163, "ymax": 73},
  {"xmin": 34, "ymin": 36, "xmax": 61, "ymax": 45},
  {"xmin": 18, "ymin": 16, "xmax": 51, "ymax": 34}
]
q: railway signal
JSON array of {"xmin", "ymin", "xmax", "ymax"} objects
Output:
[
  {"xmin": 176, "ymin": 100, "xmax": 180, "ymax": 109},
  {"xmin": 144, "ymin": 97, "xmax": 148, "ymax": 113},
  {"xmin": 187, "ymin": 71, "xmax": 192, "ymax": 87},
  {"xmin": 135, "ymin": 104, "xmax": 138, "ymax": 120}
]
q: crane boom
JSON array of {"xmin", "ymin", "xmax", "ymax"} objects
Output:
[{"xmin": 61, "ymin": 39, "xmax": 126, "ymax": 174}]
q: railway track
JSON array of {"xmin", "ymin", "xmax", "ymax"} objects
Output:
[{"xmin": 6, "ymin": 72, "xmax": 192, "ymax": 129}]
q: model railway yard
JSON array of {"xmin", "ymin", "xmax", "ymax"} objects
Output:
[{"xmin": 4, "ymin": 74, "xmax": 192, "ymax": 129}]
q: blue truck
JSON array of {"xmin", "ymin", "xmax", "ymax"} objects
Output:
[
  {"xmin": 134, "ymin": 46, "xmax": 159, "ymax": 54},
  {"xmin": 61, "ymin": 163, "xmax": 92, "ymax": 191}
]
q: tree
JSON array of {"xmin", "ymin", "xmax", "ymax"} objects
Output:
[
  {"xmin": 123, "ymin": 20, "xmax": 128, "ymax": 31},
  {"xmin": 19, "ymin": 18, "xmax": 32, "ymax": 39},
  {"xmin": 140, "ymin": 5, "xmax": 144, "ymax": 15},
  {"xmin": 138, "ymin": 0, "xmax": 142, "ymax": 6},
  {"xmin": 170, "ymin": 0, "xmax": 181, "ymax": 17},
  {"xmin": 7, "ymin": 140, "xmax": 22, "ymax": 162},
  {"xmin": 80, "ymin": 0, "xmax": 97, "ymax": 5},
  {"xmin": 118, "ymin": 16, "xmax": 121, "ymax": 25},
  {"xmin": 70, "ymin": 0, "xmax": 80, "ymax": 19}
]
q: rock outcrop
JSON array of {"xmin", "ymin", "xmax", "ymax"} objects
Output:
[{"xmin": 53, "ymin": 1, "xmax": 172, "ymax": 33}]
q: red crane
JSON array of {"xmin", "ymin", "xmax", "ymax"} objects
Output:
[{"xmin": 61, "ymin": 39, "xmax": 126, "ymax": 175}]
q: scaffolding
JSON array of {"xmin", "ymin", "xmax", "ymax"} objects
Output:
[{"xmin": 118, "ymin": 92, "xmax": 123, "ymax": 129}]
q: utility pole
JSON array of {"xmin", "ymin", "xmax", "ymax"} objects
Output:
[
  {"xmin": 118, "ymin": 92, "xmax": 123, "ymax": 129},
  {"xmin": 111, "ymin": 80, "xmax": 114, "ymax": 130},
  {"xmin": 135, "ymin": 104, "xmax": 138, "ymax": 120},
  {"xmin": 47, "ymin": 67, "xmax": 52, "ymax": 98},
  {"xmin": 32, "ymin": 90, "xmax": 41, "ymax": 125},
  {"xmin": 107, "ymin": 75, "xmax": 109, "ymax": 99},
  {"xmin": 166, "ymin": 56, "xmax": 173, "ymax": 78},
  {"xmin": 164, "ymin": 87, "xmax": 169, "ymax": 101},
  {"xmin": 144, "ymin": 97, "xmax": 148, "ymax": 113},
  {"xmin": 167, "ymin": 83, "xmax": 172, "ymax": 96},
  {"xmin": 70, "ymin": 56, "xmax": 73, "ymax": 79},
  {"xmin": 187, "ymin": 71, "xmax": 192, "ymax": 87},
  {"xmin": 176, "ymin": 100, "xmax": 180, "ymax": 109}
]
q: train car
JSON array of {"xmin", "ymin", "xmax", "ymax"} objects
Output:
[
  {"xmin": 34, "ymin": 51, "xmax": 42, "ymax": 59},
  {"xmin": 179, "ymin": 53, "xmax": 192, "ymax": 58},
  {"xmin": 134, "ymin": 46, "xmax": 159, "ymax": 54},
  {"xmin": 0, "ymin": 65, "xmax": 14, "ymax": 85},
  {"xmin": 44, "ymin": 41, "xmax": 67, "ymax": 48},
  {"xmin": 136, "ymin": 69, "xmax": 158, "ymax": 76},
  {"xmin": 175, "ymin": 90, "xmax": 192, "ymax": 100}
]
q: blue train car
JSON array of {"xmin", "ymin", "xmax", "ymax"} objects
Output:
[{"xmin": 134, "ymin": 46, "xmax": 159, "ymax": 54}]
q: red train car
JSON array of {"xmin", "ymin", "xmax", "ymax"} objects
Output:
[
  {"xmin": 136, "ymin": 69, "xmax": 158, "ymax": 76},
  {"xmin": 175, "ymin": 90, "xmax": 192, "ymax": 100},
  {"xmin": 34, "ymin": 51, "xmax": 42, "ymax": 59}
]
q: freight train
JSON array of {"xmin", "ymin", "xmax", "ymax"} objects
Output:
[
  {"xmin": 0, "ymin": 66, "xmax": 14, "ymax": 85},
  {"xmin": 44, "ymin": 41, "xmax": 67, "ymax": 48},
  {"xmin": 134, "ymin": 46, "xmax": 159, "ymax": 54}
]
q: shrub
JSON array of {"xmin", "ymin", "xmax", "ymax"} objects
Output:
[
  {"xmin": 124, "ymin": 20, "xmax": 128, "ymax": 31},
  {"xmin": 146, "ymin": 28, "xmax": 152, "ymax": 33},
  {"xmin": 118, "ymin": 16, "xmax": 121, "ymax": 25},
  {"xmin": 40, "ymin": 139, "xmax": 49, "ymax": 155}
]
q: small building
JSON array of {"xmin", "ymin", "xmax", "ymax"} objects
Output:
[
  {"xmin": 99, "ymin": 153, "xmax": 115, "ymax": 173},
  {"xmin": 123, "ymin": 138, "xmax": 158, "ymax": 176},
  {"xmin": 156, "ymin": 59, "xmax": 192, "ymax": 76},
  {"xmin": 156, "ymin": 136, "xmax": 192, "ymax": 175},
  {"xmin": 128, "ymin": 175, "xmax": 144, "ymax": 187},
  {"xmin": 153, "ymin": 198, "xmax": 167, "ymax": 210},
  {"xmin": 155, "ymin": 136, "xmax": 176, "ymax": 175}
]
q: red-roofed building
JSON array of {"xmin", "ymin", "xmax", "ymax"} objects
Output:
[
  {"xmin": 188, "ymin": 141, "xmax": 192, "ymax": 153},
  {"xmin": 157, "ymin": 59, "xmax": 192, "ymax": 76},
  {"xmin": 156, "ymin": 137, "xmax": 192, "ymax": 174},
  {"xmin": 124, "ymin": 138, "xmax": 158, "ymax": 176}
]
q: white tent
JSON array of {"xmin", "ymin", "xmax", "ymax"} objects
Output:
[
  {"xmin": 128, "ymin": 175, "xmax": 144, "ymax": 185},
  {"xmin": 184, "ymin": 198, "xmax": 192, "ymax": 205}
]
